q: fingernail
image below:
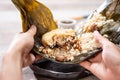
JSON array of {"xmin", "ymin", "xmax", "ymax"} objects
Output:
[
  {"xmin": 31, "ymin": 25, "xmax": 36, "ymax": 29},
  {"xmin": 94, "ymin": 31, "xmax": 100, "ymax": 36},
  {"xmin": 31, "ymin": 25, "xmax": 37, "ymax": 32},
  {"xmin": 94, "ymin": 30, "xmax": 98, "ymax": 34}
]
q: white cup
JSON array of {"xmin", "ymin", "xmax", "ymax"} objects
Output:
[{"xmin": 57, "ymin": 18, "xmax": 76, "ymax": 29}]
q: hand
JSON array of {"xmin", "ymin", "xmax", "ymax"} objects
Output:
[
  {"xmin": 6, "ymin": 25, "xmax": 38, "ymax": 67},
  {"xmin": 0, "ymin": 25, "xmax": 43, "ymax": 80},
  {"xmin": 80, "ymin": 31, "xmax": 120, "ymax": 80}
]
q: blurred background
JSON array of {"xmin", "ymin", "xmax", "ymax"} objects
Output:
[{"xmin": 0, "ymin": 0, "xmax": 104, "ymax": 80}]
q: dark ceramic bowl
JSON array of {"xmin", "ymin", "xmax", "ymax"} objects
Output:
[{"xmin": 30, "ymin": 59, "xmax": 91, "ymax": 80}]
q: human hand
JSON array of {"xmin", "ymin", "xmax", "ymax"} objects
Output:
[
  {"xmin": 80, "ymin": 31, "xmax": 120, "ymax": 80},
  {"xmin": 6, "ymin": 25, "xmax": 41, "ymax": 67}
]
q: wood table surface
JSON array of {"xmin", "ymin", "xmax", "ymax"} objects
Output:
[{"xmin": 0, "ymin": 0, "xmax": 103, "ymax": 80}]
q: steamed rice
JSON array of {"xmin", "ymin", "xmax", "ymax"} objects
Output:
[{"xmin": 39, "ymin": 13, "xmax": 115, "ymax": 62}]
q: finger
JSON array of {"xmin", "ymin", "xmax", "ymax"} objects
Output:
[
  {"xmin": 27, "ymin": 54, "xmax": 35, "ymax": 65},
  {"xmin": 23, "ymin": 54, "xmax": 35, "ymax": 67},
  {"xmin": 34, "ymin": 55, "xmax": 43, "ymax": 62},
  {"xmin": 27, "ymin": 25, "xmax": 37, "ymax": 36},
  {"xmin": 93, "ymin": 31, "xmax": 110, "ymax": 47},
  {"xmin": 80, "ymin": 61, "xmax": 91, "ymax": 70},
  {"xmin": 29, "ymin": 53, "xmax": 36, "ymax": 63}
]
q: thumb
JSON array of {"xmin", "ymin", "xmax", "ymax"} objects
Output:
[
  {"xmin": 27, "ymin": 25, "xmax": 37, "ymax": 36},
  {"xmin": 93, "ymin": 31, "xmax": 109, "ymax": 47}
]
